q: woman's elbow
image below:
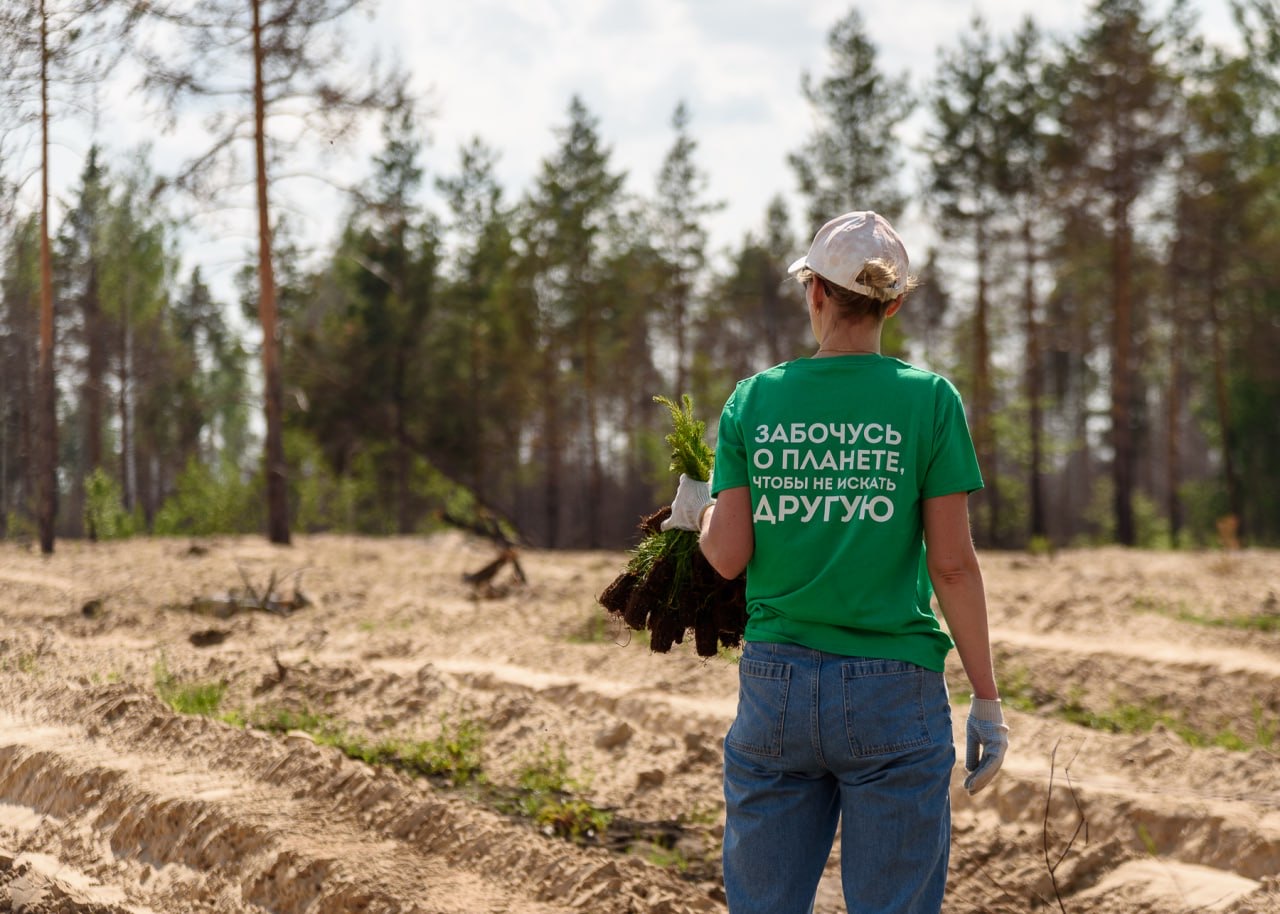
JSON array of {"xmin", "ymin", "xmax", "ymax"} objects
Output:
[
  {"xmin": 702, "ymin": 539, "xmax": 749, "ymax": 580},
  {"xmin": 927, "ymin": 547, "xmax": 981, "ymax": 589}
]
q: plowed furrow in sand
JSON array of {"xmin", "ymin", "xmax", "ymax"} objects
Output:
[
  {"xmin": 982, "ymin": 630, "xmax": 1280, "ymax": 760},
  {"xmin": 0, "ymin": 681, "xmax": 722, "ymax": 914}
]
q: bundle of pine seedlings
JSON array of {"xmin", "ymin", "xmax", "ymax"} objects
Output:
[{"xmin": 599, "ymin": 395, "xmax": 746, "ymax": 657}]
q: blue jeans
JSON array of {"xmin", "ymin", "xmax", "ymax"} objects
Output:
[{"xmin": 722, "ymin": 641, "xmax": 955, "ymax": 914}]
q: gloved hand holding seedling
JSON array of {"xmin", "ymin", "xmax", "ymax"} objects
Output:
[{"xmin": 598, "ymin": 395, "xmax": 745, "ymax": 656}]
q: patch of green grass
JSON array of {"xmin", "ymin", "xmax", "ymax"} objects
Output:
[
  {"xmin": 992, "ymin": 670, "xmax": 1275, "ymax": 753},
  {"xmin": 679, "ymin": 803, "xmax": 721, "ymax": 827},
  {"xmin": 1131, "ymin": 593, "xmax": 1280, "ymax": 633},
  {"xmin": 154, "ymin": 658, "xmax": 226, "ymax": 717},
  {"xmin": 567, "ymin": 611, "xmax": 614, "ymax": 644},
  {"xmin": 1059, "ymin": 692, "xmax": 1264, "ymax": 751},
  {"xmin": 997, "ymin": 666, "xmax": 1042, "ymax": 714},
  {"xmin": 248, "ymin": 707, "xmax": 485, "ymax": 784},
  {"xmin": 1178, "ymin": 610, "xmax": 1280, "ymax": 634},
  {"xmin": 635, "ymin": 840, "xmax": 689, "ymax": 871}
]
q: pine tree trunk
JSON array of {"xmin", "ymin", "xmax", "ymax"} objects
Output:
[
  {"xmin": 1166, "ymin": 314, "xmax": 1183, "ymax": 543},
  {"xmin": 1207, "ymin": 284, "xmax": 1242, "ymax": 541},
  {"xmin": 467, "ymin": 316, "xmax": 485, "ymax": 502},
  {"xmin": 394, "ymin": 351, "xmax": 411, "ymax": 535},
  {"xmin": 37, "ymin": 0, "xmax": 57, "ymax": 554},
  {"xmin": 583, "ymin": 296, "xmax": 602, "ymax": 549},
  {"xmin": 541, "ymin": 341, "xmax": 561, "ymax": 548},
  {"xmin": 1023, "ymin": 216, "xmax": 1046, "ymax": 540},
  {"xmin": 253, "ymin": 0, "xmax": 290, "ymax": 545},
  {"xmin": 83, "ymin": 259, "xmax": 104, "ymax": 539},
  {"xmin": 1111, "ymin": 202, "xmax": 1136, "ymax": 545},
  {"xmin": 974, "ymin": 221, "xmax": 997, "ymax": 545},
  {"xmin": 118, "ymin": 317, "xmax": 132, "ymax": 511}
]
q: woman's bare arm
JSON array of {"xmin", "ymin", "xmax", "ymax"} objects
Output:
[
  {"xmin": 698, "ymin": 486, "xmax": 754, "ymax": 579},
  {"xmin": 923, "ymin": 492, "xmax": 998, "ymax": 700}
]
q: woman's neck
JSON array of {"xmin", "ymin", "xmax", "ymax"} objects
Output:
[{"xmin": 814, "ymin": 326, "xmax": 882, "ymax": 358}]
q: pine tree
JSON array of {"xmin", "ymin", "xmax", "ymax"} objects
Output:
[
  {"xmin": 138, "ymin": 0, "xmax": 402, "ymax": 544},
  {"xmin": 520, "ymin": 96, "xmax": 626, "ymax": 547},
  {"xmin": 653, "ymin": 101, "xmax": 722, "ymax": 399},
  {"xmin": 998, "ymin": 18, "xmax": 1053, "ymax": 542},
  {"xmin": 436, "ymin": 137, "xmax": 520, "ymax": 515},
  {"xmin": 1049, "ymin": 0, "xmax": 1178, "ymax": 545},
  {"xmin": 923, "ymin": 15, "xmax": 1006, "ymax": 545},
  {"xmin": 788, "ymin": 8, "xmax": 913, "ymax": 226},
  {"xmin": 55, "ymin": 146, "xmax": 112, "ymax": 536},
  {"xmin": 0, "ymin": 0, "xmax": 140, "ymax": 550}
]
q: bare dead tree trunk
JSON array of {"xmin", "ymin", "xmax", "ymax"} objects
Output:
[
  {"xmin": 253, "ymin": 0, "xmax": 290, "ymax": 545},
  {"xmin": 37, "ymin": 0, "xmax": 58, "ymax": 554}
]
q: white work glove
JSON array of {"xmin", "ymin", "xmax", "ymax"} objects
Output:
[
  {"xmin": 964, "ymin": 698, "xmax": 1008, "ymax": 795},
  {"xmin": 660, "ymin": 474, "xmax": 714, "ymax": 532}
]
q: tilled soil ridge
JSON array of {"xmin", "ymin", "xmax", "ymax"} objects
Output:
[{"xmin": 1, "ymin": 535, "xmax": 1278, "ymax": 913}]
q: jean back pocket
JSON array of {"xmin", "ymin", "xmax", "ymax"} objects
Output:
[
  {"xmin": 841, "ymin": 658, "xmax": 935, "ymax": 757},
  {"xmin": 727, "ymin": 657, "xmax": 791, "ymax": 758}
]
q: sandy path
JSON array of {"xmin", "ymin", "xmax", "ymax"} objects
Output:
[{"xmin": 1, "ymin": 535, "xmax": 1278, "ymax": 913}]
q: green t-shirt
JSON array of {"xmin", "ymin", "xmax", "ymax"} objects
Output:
[{"xmin": 711, "ymin": 354, "xmax": 983, "ymax": 672}]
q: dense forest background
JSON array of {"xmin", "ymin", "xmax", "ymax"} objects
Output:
[{"xmin": 1, "ymin": 0, "xmax": 1278, "ymax": 552}]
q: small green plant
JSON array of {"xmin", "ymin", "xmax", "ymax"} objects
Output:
[
  {"xmin": 1252, "ymin": 704, "xmax": 1277, "ymax": 749},
  {"xmin": 636, "ymin": 840, "xmax": 690, "ymax": 872},
  {"xmin": 1027, "ymin": 535, "xmax": 1054, "ymax": 557},
  {"xmin": 534, "ymin": 797, "xmax": 613, "ymax": 841},
  {"xmin": 421, "ymin": 713, "xmax": 485, "ymax": 783},
  {"xmin": 655, "ymin": 394, "xmax": 714, "ymax": 481},
  {"xmin": 517, "ymin": 743, "xmax": 575, "ymax": 797},
  {"xmin": 1136, "ymin": 823, "xmax": 1159, "ymax": 857},
  {"xmin": 509, "ymin": 742, "xmax": 611, "ymax": 842},
  {"xmin": 154, "ymin": 657, "xmax": 226, "ymax": 717},
  {"xmin": 84, "ymin": 468, "xmax": 137, "ymax": 540}
]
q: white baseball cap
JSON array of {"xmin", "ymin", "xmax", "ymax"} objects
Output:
[{"xmin": 788, "ymin": 211, "xmax": 910, "ymax": 299}]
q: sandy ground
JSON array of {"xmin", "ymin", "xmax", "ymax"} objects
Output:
[{"xmin": 0, "ymin": 533, "xmax": 1278, "ymax": 914}]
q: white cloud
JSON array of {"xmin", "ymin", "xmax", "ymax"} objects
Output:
[{"xmin": 29, "ymin": 0, "xmax": 1244, "ymax": 301}]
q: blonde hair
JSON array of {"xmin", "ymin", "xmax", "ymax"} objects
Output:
[{"xmin": 797, "ymin": 257, "xmax": 918, "ymax": 322}]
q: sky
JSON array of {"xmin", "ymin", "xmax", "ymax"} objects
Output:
[
  {"xmin": 26, "ymin": 0, "xmax": 1247, "ymax": 301},
  {"xmin": 370, "ymin": 0, "xmax": 1242, "ymax": 263}
]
